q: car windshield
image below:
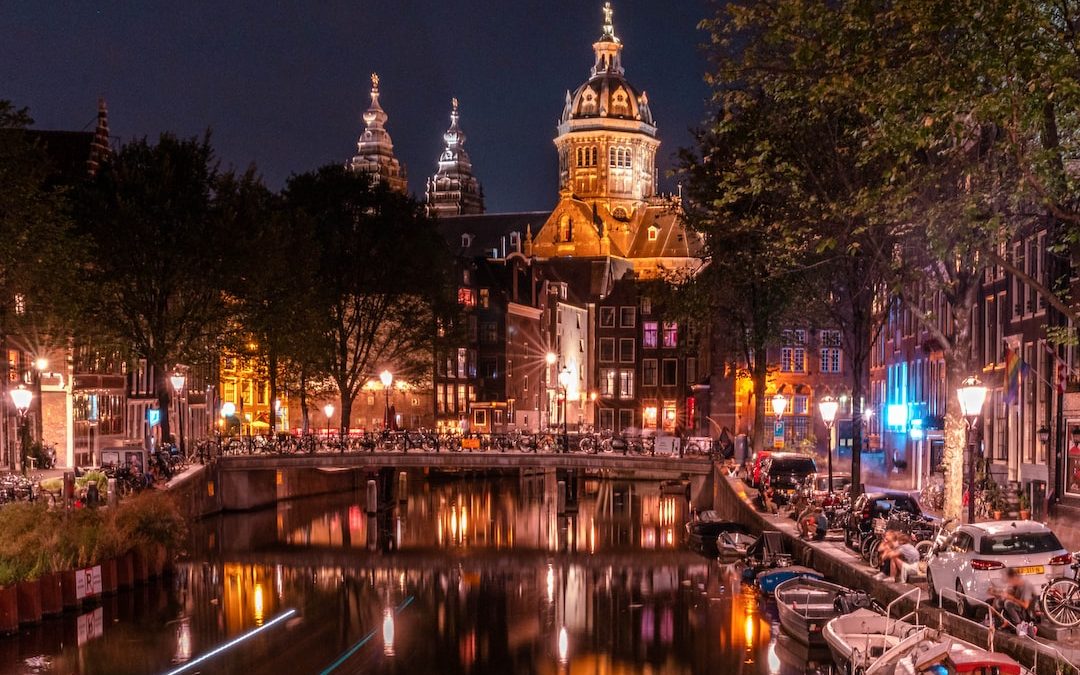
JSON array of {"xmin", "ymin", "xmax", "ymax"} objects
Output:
[
  {"xmin": 978, "ymin": 532, "xmax": 1064, "ymax": 555},
  {"xmin": 770, "ymin": 458, "xmax": 816, "ymax": 473}
]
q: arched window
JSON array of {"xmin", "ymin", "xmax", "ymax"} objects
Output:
[
  {"xmin": 576, "ymin": 148, "xmax": 583, "ymax": 167},
  {"xmin": 591, "ymin": 146, "xmax": 598, "ymax": 166},
  {"xmin": 609, "ymin": 147, "xmax": 617, "ymax": 167},
  {"xmin": 622, "ymin": 148, "xmax": 632, "ymax": 167}
]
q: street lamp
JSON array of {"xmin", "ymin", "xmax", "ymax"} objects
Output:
[
  {"xmin": 771, "ymin": 392, "xmax": 788, "ymax": 420},
  {"xmin": 380, "ymin": 370, "xmax": 393, "ymax": 432},
  {"xmin": 1038, "ymin": 425, "xmax": 1050, "ymax": 447},
  {"xmin": 818, "ymin": 395, "xmax": 839, "ymax": 494},
  {"xmin": 545, "ymin": 351, "xmax": 558, "ymax": 435},
  {"xmin": 557, "ymin": 368, "xmax": 571, "ymax": 454},
  {"xmin": 323, "ymin": 403, "xmax": 335, "ymax": 439},
  {"xmin": 10, "ymin": 385, "xmax": 32, "ymax": 473},
  {"xmin": 170, "ymin": 370, "xmax": 187, "ymax": 454},
  {"xmin": 957, "ymin": 376, "xmax": 988, "ymax": 524}
]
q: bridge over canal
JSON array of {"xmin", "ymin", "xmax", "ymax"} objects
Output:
[{"xmin": 172, "ymin": 451, "xmax": 715, "ymax": 517}]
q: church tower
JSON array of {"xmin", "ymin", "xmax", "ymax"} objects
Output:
[
  {"xmin": 554, "ymin": 2, "xmax": 659, "ymax": 217},
  {"xmin": 426, "ymin": 98, "xmax": 485, "ymax": 217},
  {"xmin": 349, "ymin": 73, "xmax": 408, "ymax": 194}
]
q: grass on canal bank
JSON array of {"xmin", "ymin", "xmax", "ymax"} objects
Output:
[{"xmin": 0, "ymin": 490, "xmax": 186, "ymax": 586}]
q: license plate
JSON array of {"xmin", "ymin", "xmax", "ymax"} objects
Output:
[{"xmin": 1015, "ymin": 565, "xmax": 1044, "ymax": 575}]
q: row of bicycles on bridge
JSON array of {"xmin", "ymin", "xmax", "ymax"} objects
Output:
[{"xmin": 209, "ymin": 430, "xmax": 721, "ymax": 457}]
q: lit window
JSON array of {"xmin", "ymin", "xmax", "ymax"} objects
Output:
[
  {"xmin": 619, "ymin": 371, "xmax": 634, "ymax": 399},
  {"xmin": 643, "ymin": 321, "xmax": 658, "ymax": 349},
  {"xmin": 662, "ymin": 322, "xmax": 678, "ymax": 348},
  {"xmin": 648, "ymin": 226, "xmax": 659, "ymax": 241}
]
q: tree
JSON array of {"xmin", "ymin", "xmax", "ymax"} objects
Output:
[
  {"xmin": 283, "ymin": 166, "xmax": 455, "ymax": 436},
  {"xmin": 76, "ymin": 134, "xmax": 240, "ymax": 444}
]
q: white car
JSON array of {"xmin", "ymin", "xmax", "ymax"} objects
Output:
[{"xmin": 926, "ymin": 520, "xmax": 1070, "ymax": 618}]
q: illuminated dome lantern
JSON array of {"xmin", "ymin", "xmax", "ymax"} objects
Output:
[{"xmin": 555, "ymin": 2, "xmax": 659, "ymax": 212}]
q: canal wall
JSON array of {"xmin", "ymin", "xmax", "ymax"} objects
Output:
[
  {"xmin": 167, "ymin": 463, "xmax": 361, "ymax": 518},
  {"xmin": 710, "ymin": 468, "xmax": 1076, "ymax": 675}
]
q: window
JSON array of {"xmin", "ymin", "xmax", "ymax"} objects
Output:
[
  {"xmin": 479, "ymin": 288, "xmax": 489, "ymax": 308},
  {"xmin": 821, "ymin": 347, "xmax": 842, "ymax": 373},
  {"xmin": 661, "ymin": 359, "xmax": 677, "ymax": 386},
  {"xmin": 640, "ymin": 297, "xmax": 652, "ymax": 314},
  {"xmin": 367, "ymin": 394, "xmax": 376, "ymax": 406},
  {"xmin": 793, "ymin": 395, "xmax": 808, "ymax": 415},
  {"xmin": 457, "ymin": 288, "xmax": 475, "ymax": 308},
  {"xmin": 662, "ymin": 322, "xmax": 678, "ymax": 348},
  {"xmin": 599, "ymin": 408, "xmax": 614, "ymax": 431},
  {"xmin": 619, "ymin": 306, "xmax": 636, "ymax": 328},
  {"xmin": 642, "ymin": 359, "xmax": 657, "ymax": 386},
  {"xmin": 480, "ymin": 322, "xmax": 498, "ymax": 344},
  {"xmin": 619, "ymin": 338, "xmax": 635, "ymax": 363},
  {"xmin": 648, "ymin": 226, "xmax": 659, "ymax": 241},
  {"xmin": 479, "ymin": 358, "xmax": 497, "ymax": 379},
  {"xmin": 600, "ymin": 306, "xmax": 616, "ymax": 327},
  {"xmin": 13, "ymin": 294, "xmax": 25, "ymax": 316},
  {"xmin": 781, "ymin": 347, "xmax": 806, "ymax": 373},
  {"xmin": 618, "ymin": 409, "xmax": 634, "ymax": 432},
  {"xmin": 600, "ymin": 338, "xmax": 616, "ymax": 362},
  {"xmin": 457, "ymin": 348, "xmax": 467, "ymax": 378},
  {"xmin": 473, "ymin": 409, "xmax": 487, "ymax": 427},
  {"xmin": 643, "ymin": 321, "xmax": 658, "ymax": 348},
  {"xmin": 523, "ymin": 375, "xmax": 529, "ymax": 392},
  {"xmin": 619, "ymin": 370, "xmax": 634, "ymax": 399},
  {"xmin": 600, "ymin": 369, "xmax": 617, "ymax": 397}
]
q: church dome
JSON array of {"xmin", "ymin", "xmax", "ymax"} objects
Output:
[{"xmin": 559, "ymin": 2, "xmax": 655, "ymax": 128}]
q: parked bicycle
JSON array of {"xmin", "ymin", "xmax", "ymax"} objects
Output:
[{"xmin": 1040, "ymin": 551, "xmax": 1080, "ymax": 628}]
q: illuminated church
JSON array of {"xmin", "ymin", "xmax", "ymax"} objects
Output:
[{"xmin": 347, "ymin": 3, "xmax": 712, "ymax": 440}]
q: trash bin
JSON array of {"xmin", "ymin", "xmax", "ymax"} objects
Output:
[{"xmin": 1030, "ymin": 480, "xmax": 1047, "ymax": 521}]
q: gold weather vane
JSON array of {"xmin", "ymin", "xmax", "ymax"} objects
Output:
[
  {"xmin": 603, "ymin": 2, "xmax": 613, "ymax": 27},
  {"xmin": 371, "ymin": 72, "xmax": 380, "ymax": 89},
  {"xmin": 452, "ymin": 97, "xmax": 458, "ymax": 111}
]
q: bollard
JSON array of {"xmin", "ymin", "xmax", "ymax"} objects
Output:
[
  {"xmin": 366, "ymin": 479, "xmax": 378, "ymax": 515},
  {"xmin": 557, "ymin": 480, "xmax": 567, "ymax": 515},
  {"xmin": 398, "ymin": 471, "xmax": 407, "ymax": 503},
  {"xmin": 63, "ymin": 472, "xmax": 75, "ymax": 503},
  {"xmin": 107, "ymin": 478, "xmax": 118, "ymax": 507}
]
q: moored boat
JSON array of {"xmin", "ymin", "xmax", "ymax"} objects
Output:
[
  {"xmin": 774, "ymin": 577, "xmax": 874, "ymax": 645},
  {"xmin": 823, "ymin": 606, "xmax": 917, "ymax": 674},
  {"xmin": 864, "ymin": 631, "xmax": 1032, "ymax": 675},
  {"xmin": 741, "ymin": 530, "xmax": 823, "ymax": 593}
]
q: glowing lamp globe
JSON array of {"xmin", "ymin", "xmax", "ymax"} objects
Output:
[
  {"xmin": 957, "ymin": 376, "xmax": 988, "ymax": 419},
  {"xmin": 169, "ymin": 371, "xmax": 186, "ymax": 394},
  {"xmin": 380, "ymin": 370, "xmax": 393, "ymax": 388},
  {"xmin": 770, "ymin": 393, "xmax": 787, "ymax": 419},
  {"xmin": 9, "ymin": 385, "xmax": 32, "ymax": 413},
  {"xmin": 818, "ymin": 396, "xmax": 839, "ymax": 427},
  {"xmin": 323, "ymin": 404, "xmax": 335, "ymax": 419}
]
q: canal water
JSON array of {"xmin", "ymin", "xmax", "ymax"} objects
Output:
[{"xmin": 0, "ymin": 471, "xmax": 834, "ymax": 674}]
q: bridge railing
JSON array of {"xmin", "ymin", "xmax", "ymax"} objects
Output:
[{"xmin": 193, "ymin": 431, "xmax": 721, "ymax": 461}]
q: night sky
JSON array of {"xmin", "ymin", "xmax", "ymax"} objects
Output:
[{"xmin": 2, "ymin": 1, "xmax": 711, "ymax": 212}]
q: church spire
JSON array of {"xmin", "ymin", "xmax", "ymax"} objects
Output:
[
  {"xmin": 426, "ymin": 97, "xmax": 484, "ymax": 217},
  {"xmin": 349, "ymin": 73, "xmax": 407, "ymax": 193},
  {"xmin": 87, "ymin": 97, "xmax": 110, "ymax": 176},
  {"xmin": 591, "ymin": 2, "xmax": 624, "ymax": 76}
]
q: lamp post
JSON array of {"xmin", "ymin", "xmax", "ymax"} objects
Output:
[
  {"xmin": 957, "ymin": 376, "xmax": 988, "ymax": 524},
  {"xmin": 546, "ymin": 351, "xmax": 558, "ymax": 433},
  {"xmin": 10, "ymin": 385, "xmax": 32, "ymax": 473},
  {"xmin": 818, "ymin": 395, "xmax": 839, "ymax": 494},
  {"xmin": 323, "ymin": 403, "xmax": 335, "ymax": 439},
  {"xmin": 557, "ymin": 368, "xmax": 571, "ymax": 454},
  {"xmin": 770, "ymin": 391, "xmax": 787, "ymax": 449},
  {"xmin": 33, "ymin": 357, "xmax": 46, "ymax": 442},
  {"xmin": 169, "ymin": 370, "xmax": 187, "ymax": 455},
  {"xmin": 380, "ymin": 370, "xmax": 393, "ymax": 431}
]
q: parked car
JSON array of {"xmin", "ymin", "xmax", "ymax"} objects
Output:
[
  {"xmin": 842, "ymin": 491, "xmax": 922, "ymax": 550},
  {"xmin": 926, "ymin": 520, "xmax": 1069, "ymax": 618},
  {"xmin": 806, "ymin": 473, "xmax": 852, "ymax": 501},
  {"xmin": 761, "ymin": 453, "xmax": 817, "ymax": 505}
]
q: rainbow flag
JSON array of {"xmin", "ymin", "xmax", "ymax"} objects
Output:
[{"xmin": 1003, "ymin": 346, "xmax": 1027, "ymax": 405}]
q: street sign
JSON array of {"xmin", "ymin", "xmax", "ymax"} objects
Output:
[{"xmin": 773, "ymin": 421, "xmax": 785, "ymax": 449}]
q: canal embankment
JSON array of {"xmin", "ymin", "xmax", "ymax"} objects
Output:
[{"xmin": 708, "ymin": 466, "xmax": 1080, "ymax": 675}]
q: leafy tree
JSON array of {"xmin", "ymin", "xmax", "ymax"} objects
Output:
[
  {"xmin": 76, "ymin": 134, "xmax": 239, "ymax": 444},
  {"xmin": 283, "ymin": 166, "xmax": 454, "ymax": 436}
]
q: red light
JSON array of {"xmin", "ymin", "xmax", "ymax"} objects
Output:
[
  {"xmin": 970, "ymin": 559, "xmax": 1005, "ymax": 571},
  {"xmin": 1049, "ymin": 554, "xmax": 1073, "ymax": 566}
]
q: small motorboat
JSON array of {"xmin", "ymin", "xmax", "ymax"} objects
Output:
[
  {"xmin": 774, "ymin": 577, "xmax": 874, "ymax": 645},
  {"xmin": 742, "ymin": 531, "xmax": 823, "ymax": 594},
  {"xmin": 824, "ymin": 606, "xmax": 917, "ymax": 674},
  {"xmin": 865, "ymin": 631, "xmax": 1032, "ymax": 675},
  {"xmin": 717, "ymin": 529, "xmax": 758, "ymax": 562},
  {"xmin": 686, "ymin": 516, "xmax": 753, "ymax": 558}
]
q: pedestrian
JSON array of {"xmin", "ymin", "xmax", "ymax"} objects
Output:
[
  {"xmin": 886, "ymin": 533, "xmax": 920, "ymax": 582},
  {"xmin": 988, "ymin": 568, "xmax": 1037, "ymax": 632}
]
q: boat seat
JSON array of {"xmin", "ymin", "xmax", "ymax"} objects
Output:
[{"xmin": 799, "ymin": 603, "xmax": 839, "ymax": 616}]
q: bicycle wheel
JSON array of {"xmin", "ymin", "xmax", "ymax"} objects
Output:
[{"xmin": 1041, "ymin": 577, "xmax": 1080, "ymax": 627}]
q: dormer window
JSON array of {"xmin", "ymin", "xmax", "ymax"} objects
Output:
[
  {"xmin": 461, "ymin": 233, "xmax": 473, "ymax": 248},
  {"xmin": 648, "ymin": 226, "xmax": 659, "ymax": 241}
]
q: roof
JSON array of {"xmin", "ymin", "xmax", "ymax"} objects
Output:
[
  {"xmin": 534, "ymin": 256, "xmax": 634, "ymax": 304},
  {"xmin": 437, "ymin": 211, "xmax": 550, "ymax": 258},
  {"xmin": 625, "ymin": 205, "xmax": 703, "ymax": 259},
  {"xmin": 964, "ymin": 520, "xmax": 1053, "ymax": 536}
]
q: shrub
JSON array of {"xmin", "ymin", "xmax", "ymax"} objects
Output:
[
  {"xmin": 75, "ymin": 470, "xmax": 108, "ymax": 493},
  {"xmin": 112, "ymin": 491, "xmax": 186, "ymax": 554},
  {"xmin": 0, "ymin": 502, "xmax": 54, "ymax": 584}
]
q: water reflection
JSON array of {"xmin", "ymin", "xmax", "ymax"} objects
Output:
[{"xmin": 1, "ymin": 471, "xmax": 834, "ymax": 674}]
